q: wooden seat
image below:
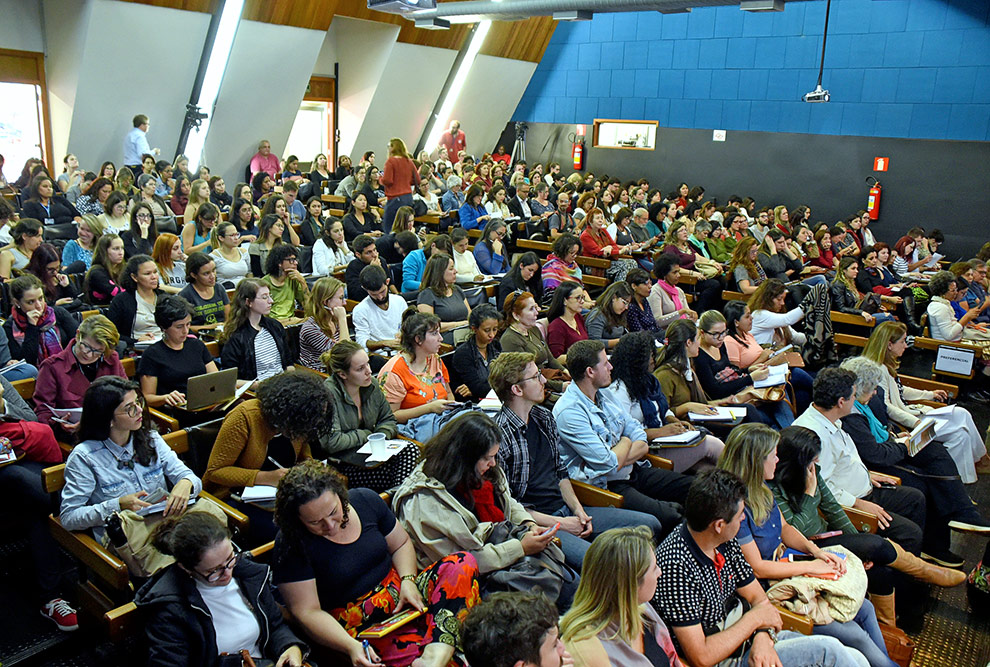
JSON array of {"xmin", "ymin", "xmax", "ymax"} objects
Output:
[
  {"xmin": 830, "ymin": 311, "xmax": 877, "ymax": 329},
  {"xmin": 572, "ymin": 480, "xmax": 625, "ymax": 508},
  {"xmin": 723, "ymin": 291, "xmax": 747, "ymax": 302}
]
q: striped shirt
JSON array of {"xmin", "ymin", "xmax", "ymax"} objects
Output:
[{"xmin": 253, "ymin": 327, "xmax": 283, "ymax": 381}]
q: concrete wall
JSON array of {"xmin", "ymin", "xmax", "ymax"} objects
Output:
[{"xmin": 0, "ymin": 0, "xmax": 44, "ymax": 52}]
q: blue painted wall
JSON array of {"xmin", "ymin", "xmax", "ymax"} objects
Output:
[{"xmin": 512, "ymin": 0, "xmax": 990, "ymax": 141}]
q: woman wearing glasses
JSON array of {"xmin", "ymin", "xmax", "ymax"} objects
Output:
[
  {"xmin": 60, "ymin": 376, "xmax": 203, "ymax": 572},
  {"xmin": 137, "ymin": 511, "xmax": 307, "ymax": 667},
  {"xmin": 262, "ymin": 244, "xmax": 309, "ymax": 323}
]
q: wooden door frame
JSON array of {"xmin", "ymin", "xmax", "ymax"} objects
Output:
[
  {"xmin": 304, "ymin": 76, "xmax": 336, "ymax": 167},
  {"xmin": 0, "ymin": 49, "xmax": 55, "ymax": 174}
]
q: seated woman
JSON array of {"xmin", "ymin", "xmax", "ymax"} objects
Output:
[
  {"xmin": 660, "ymin": 219, "xmax": 723, "ymax": 312},
  {"xmin": 74, "ymin": 177, "xmax": 113, "ymax": 217},
  {"xmin": 207, "ymin": 175, "xmax": 232, "ymax": 213},
  {"xmin": 561, "ymin": 526, "xmax": 682, "ymax": 667},
  {"xmin": 392, "ymin": 412, "xmax": 571, "ymax": 606},
  {"xmin": 248, "ymin": 214, "xmax": 285, "ymax": 277},
  {"xmin": 378, "ymin": 309, "xmax": 466, "ymax": 435},
  {"xmin": 318, "ymin": 340, "xmax": 418, "ymax": 492},
  {"xmin": 450, "ymin": 304, "xmax": 502, "ymax": 401},
  {"xmin": 204, "ymin": 372, "xmax": 331, "ymax": 541},
  {"xmin": 604, "ymin": 331, "xmax": 724, "ymax": 473},
  {"xmin": 473, "ymin": 219, "xmax": 510, "ymax": 276},
  {"xmin": 84, "ymin": 234, "xmax": 126, "ymax": 306},
  {"xmin": 654, "ymin": 319, "xmax": 765, "ymax": 433},
  {"xmin": 137, "ymin": 511, "xmax": 307, "ymax": 667},
  {"xmin": 458, "ymin": 184, "xmax": 490, "ymax": 232},
  {"xmin": 230, "ymin": 197, "xmax": 260, "ymax": 244},
  {"xmin": 22, "ymin": 174, "xmax": 81, "ymax": 240},
  {"xmin": 3, "ymin": 274, "xmax": 77, "ymax": 370},
  {"xmin": 130, "ymin": 174, "xmax": 175, "ymax": 231},
  {"xmin": 61, "ymin": 214, "xmax": 102, "ymax": 273},
  {"xmin": 298, "ymin": 276, "xmax": 350, "ymax": 371},
  {"xmin": 625, "ymin": 268, "xmax": 661, "ymax": 333},
  {"xmin": 728, "ymin": 237, "xmax": 766, "ymax": 294},
  {"xmin": 260, "ymin": 195, "xmax": 301, "ymax": 246},
  {"xmin": 812, "ymin": 228, "xmax": 839, "ymax": 272},
  {"xmin": 403, "ymin": 233, "xmax": 452, "ymax": 292},
  {"xmin": 830, "ymin": 257, "xmax": 893, "ymax": 326},
  {"xmin": 181, "ymin": 201, "xmax": 218, "ymax": 256},
  {"xmin": 138, "ymin": 295, "xmax": 218, "ymax": 409},
  {"xmin": 723, "ymin": 300, "xmax": 813, "ymax": 414},
  {"xmin": 24, "ymin": 243, "xmax": 81, "ymax": 311},
  {"xmin": 497, "ymin": 252, "xmax": 543, "ymax": 311},
  {"xmin": 500, "ymin": 291, "xmax": 567, "ymax": 396},
  {"xmin": 926, "ymin": 270, "xmax": 990, "ymax": 350},
  {"xmin": 34, "ymin": 314, "xmax": 125, "ymax": 439},
  {"xmin": 771, "ymin": 426, "xmax": 967, "ymax": 631},
  {"xmin": 417, "ymin": 253, "xmax": 470, "ymax": 344},
  {"xmin": 585, "ymin": 282, "xmax": 633, "ymax": 349},
  {"xmin": 759, "ymin": 230, "xmax": 827, "ymax": 289},
  {"xmin": 107, "ymin": 254, "xmax": 162, "ymax": 347},
  {"xmin": 747, "ymin": 279, "xmax": 807, "ymax": 347},
  {"xmin": 839, "ymin": 357, "xmax": 990, "ymax": 537},
  {"xmin": 451, "ymin": 227, "xmax": 483, "ymax": 283},
  {"xmin": 484, "ymin": 184, "xmax": 511, "ymax": 220},
  {"xmin": 274, "ymin": 460, "xmax": 480, "ymax": 667},
  {"xmin": 719, "ymin": 424, "xmax": 896, "ymax": 667},
  {"xmin": 219, "ymin": 279, "xmax": 292, "ymax": 385},
  {"xmin": 342, "ymin": 192, "xmax": 383, "ymax": 243},
  {"xmin": 262, "ymin": 244, "xmax": 309, "ymax": 323},
  {"xmin": 177, "ymin": 252, "xmax": 229, "ymax": 332},
  {"xmin": 170, "ymin": 174, "xmax": 191, "ymax": 216},
  {"xmin": 60, "ymin": 376, "xmax": 203, "ymax": 574},
  {"xmin": 546, "ymin": 282, "xmax": 589, "ymax": 363},
  {"xmin": 647, "ymin": 255, "xmax": 697, "ymax": 330},
  {"xmin": 541, "ymin": 233, "xmax": 583, "ymax": 300},
  {"xmin": 0, "ymin": 373, "xmax": 73, "ymax": 630},
  {"xmin": 0, "ymin": 218, "xmax": 43, "ymax": 281},
  {"xmin": 695, "ymin": 310, "xmax": 793, "ymax": 428},
  {"xmin": 209, "ymin": 222, "xmax": 250, "ymax": 288},
  {"xmin": 312, "ymin": 218, "xmax": 354, "ymax": 276},
  {"xmin": 121, "ymin": 202, "xmax": 159, "ymax": 259},
  {"xmin": 857, "ymin": 245, "xmax": 921, "ymax": 334},
  {"xmin": 152, "ymin": 233, "xmax": 186, "ymax": 294}
]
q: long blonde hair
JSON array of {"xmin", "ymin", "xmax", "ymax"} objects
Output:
[
  {"xmin": 862, "ymin": 320, "xmax": 908, "ymax": 376},
  {"xmin": 717, "ymin": 423, "xmax": 779, "ymax": 525},
  {"xmin": 560, "ymin": 526, "xmax": 655, "ymax": 645},
  {"xmin": 305, "ymin": 277, "xmax": 345, "ymax": 335}
]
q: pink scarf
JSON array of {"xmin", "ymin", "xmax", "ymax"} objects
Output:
[{"xmin": 657, "ymin": 280, "xmax": 685, "ymax": 314}]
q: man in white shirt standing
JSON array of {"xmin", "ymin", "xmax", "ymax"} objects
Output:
[
  {"xmin": 352, "ymin": 265, "xmax": 404, "ymax": 354},
  {"xmin": 123, "ymin": 114, "xmax": 159, "ymax": 173},
  {"xmin": 793, "ymin": 367, "xmax": 931, "ymax": 560}
]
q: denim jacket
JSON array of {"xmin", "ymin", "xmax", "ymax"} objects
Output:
[
  {"xmin": 60, "ymin": 431, "xmax": 202, "ymax": 542},
  {"xmin": 552, "ymin": 382, "xmax": 647, "ymax": 487}
]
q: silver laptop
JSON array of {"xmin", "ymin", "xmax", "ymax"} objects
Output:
[{"xmin": 184, "ymin": 368, "xmax": 237, "ymax": 411}]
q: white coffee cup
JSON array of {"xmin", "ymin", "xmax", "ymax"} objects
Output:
[{"xmin": 367, "ymin": 432, "xmax": 387, "ymax": 457}]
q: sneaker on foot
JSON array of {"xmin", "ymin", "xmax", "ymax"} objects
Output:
[
  {"xmin": 41, "ymin": 598, "xmax": 78, "ymax": 631},
  {"xmin": 949, "ymin": 518, "xmax": 990, "ymax": 535},
  {"xmin": 921, "ymin": 549, "xmax": 965, "ymax": 568}
]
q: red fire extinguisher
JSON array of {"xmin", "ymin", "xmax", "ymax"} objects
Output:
[
  {"xmin": 571, "ymin": 124, "xmax": 586, "ymax": 171},
  {"xmin": 866, "ymin": 176, "xmax": 881, "ymax": 220}
]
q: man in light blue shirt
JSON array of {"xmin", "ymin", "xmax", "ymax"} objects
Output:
[
  {"xmin": 123, "ymin": 113, "xmax": 159, "ymax": 171},
  {"xmin": 553, "ymin": 339, "xmax": 691, "ymax": 536}
]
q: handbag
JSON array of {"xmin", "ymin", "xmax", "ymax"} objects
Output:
[
  {"xmin": 482, "ymin": 521, "xmax": 577, "ymax": 602},
  {"xmin": 856, "ymin": 292, "xmax": 883, "ymax": 314}
]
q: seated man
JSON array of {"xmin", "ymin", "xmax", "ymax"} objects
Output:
[
  {"xmin": 282, "ymin": 180, "xmax": 305, "ymax": 226},
  {"xmin": 490, "ymin": 352, "xmax": 662, "ymax": 569},
  {"xmin": 462, "ymin": 591, "xmax": 570, "ymax": 667},
  {"xmin": 33, "ymin": 315, "xmax": 126, "ymax": 440},
  {"xmin": 352, "ymin": 265, "xmax": 405, "ymax": 354},
  {"xmin": 345, "ymin": 234, "xmax": 382, "ymax": 303},
  {"xmin": 654, "ymin": 469, "xmax": 867, "ymax": 667},
  {"xmin": 553, "ymin": 339, "xmax": 691, "ymax": 535},
  {"xmin": 793, "ymin": 367, "xmax": 928, "ymax": 559}
]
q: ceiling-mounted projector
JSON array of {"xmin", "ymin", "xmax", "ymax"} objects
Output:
[
  {"xmin": 368, "ymin": 0, "xmax": 435, "ymax": 14},
  {"xmin": 802, "ymin": 84, "xmax": 830, "ymax": 103}
]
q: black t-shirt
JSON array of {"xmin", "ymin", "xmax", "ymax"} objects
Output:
[
  {"xmin": 273, "ymin": 488, "xmax": 396, "ymax": 609},
  {"xmin": 521, "ymin": 420, "xmax": 564, "ymax": 514},
  {"xmin": 178, "ymin": 283, "xmax": 230, "ymax": 326},
  {"xmin": 136, "ymin": 338, "xmax": 214, "ymax": 395}
]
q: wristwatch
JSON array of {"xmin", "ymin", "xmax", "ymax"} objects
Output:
[{"xmin": 755, "ymin": 628, "xmax": 778, "ymax": 644}]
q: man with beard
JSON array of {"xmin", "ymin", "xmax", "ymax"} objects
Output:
[{"xmin": 352, "ymin": 264, "xmax": 405, "ymax": 353}]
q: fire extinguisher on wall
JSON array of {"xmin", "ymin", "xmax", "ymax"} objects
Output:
[
  {"xmin": 866, "ymin": 176, "xmax": 882, "ymax": 220},
  {"xmin": 570, "ymin": 124, "xmax": 586, "ymax": 171}
]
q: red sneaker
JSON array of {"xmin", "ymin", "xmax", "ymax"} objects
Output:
[{"xmin": 41, "ymin": 598, "xmax": 79, "ymax": 631}]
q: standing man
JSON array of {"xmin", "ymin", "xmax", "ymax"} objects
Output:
[
  {"xmin": 439, "ymin": 120, "xmax": 466, "ymax": 165},
  {"xmin": 250, "ymin": 139, "xmax": 281, "ymax": 181},
  {"xmin": 123, "ymin": 114, "xmax": 159, "ymax": 174}
]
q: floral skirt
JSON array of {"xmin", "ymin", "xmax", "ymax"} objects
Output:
[{"xmin": 330, "ymin": 552, "xmax": 480, "ymax": 666}]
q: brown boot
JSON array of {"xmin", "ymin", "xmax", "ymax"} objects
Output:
[
  {"xmin": 871, "ymin": 592, "xmax": 897, "ymax": 627},
  {"xmin": 889, "ymin": 539, "xmax": 966, "ymax": 587}
]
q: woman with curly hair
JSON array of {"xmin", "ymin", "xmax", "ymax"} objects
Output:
[
  {"xmin": 605, "ymin": 331, "xmax": 724, "ymax": 472},
  {"xmin": 262, "ymin": 244, "xmax": 309, "ymax": 323},
  {"xmin": 274, "ymin": 460, "xmax": 480, "ymax": 667},
  {"xmin": 205, "ymin": 371, "xmax": 332, "ymax": 541},
  {"xmin": 728, "ymin": 237, "xmax": 766, "ymax": 293}
]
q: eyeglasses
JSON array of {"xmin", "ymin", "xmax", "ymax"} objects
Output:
[
  {"xmin": 704, "ymin": 330, "xmax": 727, "ymax": 339},
  {"xmin": 284, "ymin": 257, "xmax": 299, "ymax": 264},
  {"xmin": 136, "ymin": 212, "xmax": 152, "ymax": 220},
  {"xmin": 78, "ymin": 339, "xmax": 106, "ymax": 356},
  {"xmin": 197, "ymin": 545, "xmax": 241, "ymax": 582},
  {"xmin": 515, "ymin": 372, "xmax": 544, "ymax": 386},
  {"xmin": 115, "ymin": 397, "xmax": 146, "ymax": 418}
]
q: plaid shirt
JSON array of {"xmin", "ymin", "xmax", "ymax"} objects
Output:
[{"xmin": 494, "ymin": 404, "xmax": 567, "ymax": 501}]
